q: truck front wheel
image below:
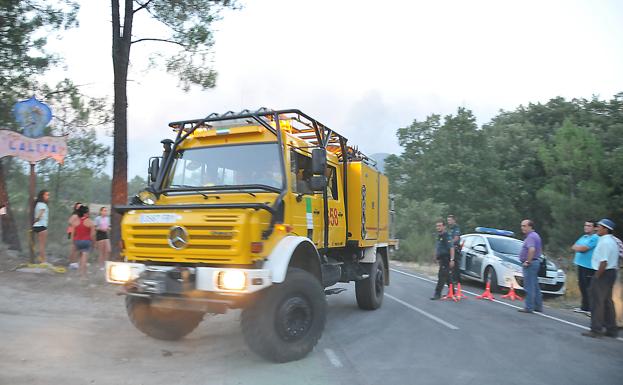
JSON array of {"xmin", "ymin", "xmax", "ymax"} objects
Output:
[
  {"xmin": 126, "ymin": 296, "xmax": 204, "ymax": 341},
  {"xmin": 240, "ymin": 268, "xmax": 327, "ymax": 363},
  {"xmin": 355, "ymin": 253, "xmax": 385, "ymax": 310}
]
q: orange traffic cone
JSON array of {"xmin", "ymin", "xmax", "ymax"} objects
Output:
[
  {"xmin": 501, "ymin": 282, "xmax": 523, "ymax": 301},
  {"xmin": 476, "ymin": 280, "xmax": 495, "ymax": 300},
  {"xmin": 454, "ymin": 282, "xmax": 467, "ymax": 301},
  {"xmin": 442, "ymin": 283, "xmax": 457, "ymax": 301}
]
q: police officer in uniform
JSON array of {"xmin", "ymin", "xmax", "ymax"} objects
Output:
[
  {"xmin": 447, "ymin": 215, "xmax": 462, "ymax": 286},
  {"xmin": 431, "ymin": 220, "xmax": 455, "ymax": 300}
]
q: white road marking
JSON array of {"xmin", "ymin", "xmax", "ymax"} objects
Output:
[
  {"xmin": 324, "ymin": 348, "xmax": 343, "ymax": 368},
  {"xmin": 385, "ymin": 293, "xmax": 460, "ymax": 330},
  {"xmin": 390, "ymin": 267, "xmax": 623, "ymax": 342}
]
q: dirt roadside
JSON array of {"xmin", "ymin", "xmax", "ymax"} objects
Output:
[{"xmin": 0, "ymin": 250, "xmax": 255, "ymax": 385}]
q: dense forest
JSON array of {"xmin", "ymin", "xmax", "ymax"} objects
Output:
[{"xmin": 386, "ymin": 93, "xmax": 623, "ymax": 265}]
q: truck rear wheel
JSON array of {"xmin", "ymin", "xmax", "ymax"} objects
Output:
[
  {"xmin": 355, "ymin": 253, "xmax": 385, "ymax": 310},
  {"xmin": 240, "ymin": 268, "xmax": 326, "ymax": 363},
  {"xmin": 126, "ymin": 296, "xmax": 204, "ymax": 341}
]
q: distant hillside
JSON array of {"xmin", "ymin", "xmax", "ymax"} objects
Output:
[{"xmin": 369, "ymin": 153, "xmax": 391, "ymax": 173}]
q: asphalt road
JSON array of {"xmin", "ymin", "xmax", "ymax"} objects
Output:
[{"xmin": 1, "ymin": 264, "xmax": 622, "ymax": 385}]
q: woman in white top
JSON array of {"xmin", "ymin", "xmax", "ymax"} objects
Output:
[
  {"xmin": 94, "ymin": 206, "xmax": 111, "ymax": 269},
  {"xmin": 32, "ymin": 190, "xmax": 50, "ymax": 264}
]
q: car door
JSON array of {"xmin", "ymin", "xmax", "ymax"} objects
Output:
[
  {"xmin": 469, "ymin": 235, "xmax": 488, "ymax": 279},
  {"xmin": 460, "ymin": 236, "xmax": 474, "ymax": 272}
]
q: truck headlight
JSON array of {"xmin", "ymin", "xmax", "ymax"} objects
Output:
[
  {"xmin": 108, "ymin": 263, "xmax": 132, "ymax": 283},
  {"xmin": 217, "ymin": 270, "xmax": 247, "ymax": 291},
  {"xmin": 137, "ymin": 190, "xmax": 157, "ymax": 205}
]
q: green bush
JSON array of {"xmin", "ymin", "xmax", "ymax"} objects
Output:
[{"xmin": 393, "ymin": 198, "xmax": 447, "ymax": 262}]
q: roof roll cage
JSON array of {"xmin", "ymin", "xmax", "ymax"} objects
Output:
[{"xmin": 167, "ymin": 108, "xmax": 374, "ymax": 163}]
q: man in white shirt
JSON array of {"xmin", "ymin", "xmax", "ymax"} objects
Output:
[{"xmin": 583, "ymin": 219, "xmax": 619, "ymax": 338}]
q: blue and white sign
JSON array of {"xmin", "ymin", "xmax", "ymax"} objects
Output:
[{"xmin": 12, "ymin": 96, "xmax": 52, "ymax": 138}]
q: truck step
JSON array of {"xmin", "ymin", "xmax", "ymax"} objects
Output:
[{"xmin": 324, "ymin": 288, "xmax": 347, "ymax": 296}]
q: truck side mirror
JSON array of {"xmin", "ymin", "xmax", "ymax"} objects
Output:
[
  {"xmin": 148, "ymin": 157, "xmax": 161, "ymax": 183},
  {"xmin": 310, "ymin": 175, "xmax": 327, "ymax": 191},
  {"xmin": 311, "ymin": 148, "xmax": 327, "ymax": 175}
]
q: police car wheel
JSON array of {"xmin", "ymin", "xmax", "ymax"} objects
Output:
[
  {"xmin": 241, "ymin": 267, "xmax": 327, "ymax": 363},
  {"xmin": 485, "ymin": 266, "xmax": 500, "ymax": 293},
  {"xmin": 126, "ymin": 296, "xmax": 204, "ymax": 341},
  {"xmin": 355, "ymin": 253, "xmax": 385, "ymax": 310}
]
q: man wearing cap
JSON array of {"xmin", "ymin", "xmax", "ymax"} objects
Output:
[{"xmin": 582, "ymin": 218, "xmax": 619, "ymax": 338}]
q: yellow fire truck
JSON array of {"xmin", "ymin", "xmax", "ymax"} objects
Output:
[{"xmin": 106, "ymin": 108, "xmax": 390, "ymax": 362}]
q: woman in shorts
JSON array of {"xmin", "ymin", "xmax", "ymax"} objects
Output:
[
  {"xmin": 32, "ymin": 190, "xmax": 50, "ymax": 264},
  {"xmin": 66, "ymin": 202, "xmax": 82, "ymax": 269},
  {"xmin": 94, "ymin": 207, "xmax": 111, "ymax": 270},
  {"xmin": 73, "ymin": 205, "xmax": 95, "ymax": 279}
]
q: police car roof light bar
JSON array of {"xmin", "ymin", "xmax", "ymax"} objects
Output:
[{"xmin": 474, "ymin": 227, "xmax": 515, "ymax": 237}]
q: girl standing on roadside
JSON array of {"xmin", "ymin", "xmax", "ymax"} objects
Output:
[
  {"xmin": 94, "ymin": 207, "xmax": 111, "ymax": 270},
  {"xmin": 73, "ymin": 205, "xmax": 95, "ymax": 279},
  {"xmin": 66, "ymin": 202, "xmax": 82, "ymax": 268},
  {"xmin": 32, "ymin": 190, "xmax": 50, "ymax": 264}
]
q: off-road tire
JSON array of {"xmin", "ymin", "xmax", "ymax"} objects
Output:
[
  {"xmin": 485, "ymin": 266, "xmax": 500, "ymax": 293},
  {"xmin": 240, "ymin": 268, "xmax": 326, "ymax": 363},
  {"xmin": 126, "ymin": 296, "xmax": 204, "ymax": 341},
  {"xmin": 355, "ymin": 253, "xmax": 385, "ymax": 310}
]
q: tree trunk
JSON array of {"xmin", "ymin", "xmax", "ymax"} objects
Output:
[
  {"xmin": 0, "ymin": 159, "xmax": 22, "ymax": 251},
  {"xmin": 110, "ymin": 0, "xmax": 133, "ymax": 260}
]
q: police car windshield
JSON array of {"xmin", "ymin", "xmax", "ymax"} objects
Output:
[
  {"xmin": 488, "ymin": 237, "xmax": 522, "ymax": 255},
  {"xmin": 165, "ymin": 142, "xmax": 283, "ymax": 190}
]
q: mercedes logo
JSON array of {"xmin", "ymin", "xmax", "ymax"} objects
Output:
[{"xmin": 168, "ymin": 226, "xmax": 189, "ymax": 250}]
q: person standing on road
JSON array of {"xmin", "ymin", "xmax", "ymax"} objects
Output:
[
  {"xmin": 94, "ymin": 207, "xmax": 111, "ymax": 270},
  {"xmin": 612, "ymin": 235, "xmax": 623, "ymax": 328},
  {"xmin": 518, "ymin": 219, "xmax": 543, "ymax": 313},
  {"xmin": 67, "ymin": 202, "xmax": 82, "ymax": 269},
  {"xmin": 431, "ymin": 220, "xmax": 455, "ymax": 300},
  {"xmin": 582, "ymin": 219, "xmax": 619, "ymax": 338},
  {"xmin": 32, "ymin": 190, "xmax": 50, "ymax": 264},
  {"xmin": 571, "ymin": 221, "xmax": 599, "ymax": 315},
  {"xmin": 447, "ymin": 215, "xmax": 462, "ymax": 286},
  {"xmin": 73, "ymin": 205, "xmax": 96, "ymax": 280}
]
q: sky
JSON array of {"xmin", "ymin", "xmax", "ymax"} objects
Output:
[{"xmin": 45, "ymin": 0, "xmax": 623, "ymax": 179}]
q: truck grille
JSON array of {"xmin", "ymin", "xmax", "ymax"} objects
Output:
[{"xmin": 125, "ymin": 213, "xmax": 244, "ymax": 263}]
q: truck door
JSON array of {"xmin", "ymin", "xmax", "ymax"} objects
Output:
[
  {"xmin": 289, "ymin": 149, "xmax": 324, "ymax": 246},
  {"xmin": 362, "ymin": 166, "xmax": 379, "ymax": 240},
  {"xmin": 326, "ymin": 164, "xmax": 346, "ymax": 247}
]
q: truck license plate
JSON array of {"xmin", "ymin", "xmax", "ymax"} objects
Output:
[{"xmin": 139, "ymin": 213, "xmax": 179, "ymax": 224}]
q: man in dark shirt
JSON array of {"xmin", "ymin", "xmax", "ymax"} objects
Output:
[
  {"xmin": 447, "ymin": 215, "xmax": 462, "ymax": 286},
  {"xmin": 431, "ymin": 220, "xmax": 455, "ymax": 300}
]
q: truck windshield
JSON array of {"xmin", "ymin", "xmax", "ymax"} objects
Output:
[{"xmin": 164, "ymin": 142, "xmax": 283, "ymax": 191}]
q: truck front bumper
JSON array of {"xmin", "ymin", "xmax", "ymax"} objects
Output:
[{"xmin": 105, "ymin": 261, "xmax": 272, "ymax": 295}]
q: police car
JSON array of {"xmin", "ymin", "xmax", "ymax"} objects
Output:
[{"xmin": 459, "ymin": 227, "xmax": 566, "ymax": 295}]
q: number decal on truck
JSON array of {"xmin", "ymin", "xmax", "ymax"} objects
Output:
[{"xmin": 328, "ymin": 208, "xmax": 339, "ymax": 226}]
